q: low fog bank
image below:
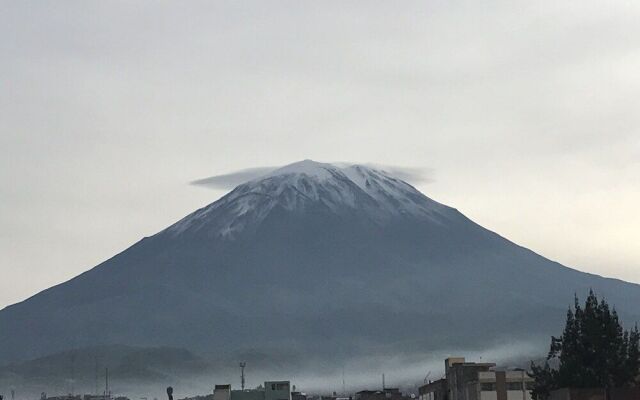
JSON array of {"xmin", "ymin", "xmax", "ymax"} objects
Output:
[
  {"xmin": 237, "ymin": 340, "xmax": 546, "ymax": 395},
  {"xmin": 0, "ymin": 340, "xmax": 547, "ymax": 400}
]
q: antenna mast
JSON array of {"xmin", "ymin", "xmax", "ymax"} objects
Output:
[
  {"xmin": 95, "ymin": 357, "xmax": 99, "ymax": 395},
  {"xmin": 71, "ymin": 352, "xmax": 76, "ymax": 395},
  {"xmin": 240, "ymin": 362, "xmax": 246, "ymax": 390},
  {"xmin": 105, "ymin": 368, "xmax": 110, "ymax": 400}
]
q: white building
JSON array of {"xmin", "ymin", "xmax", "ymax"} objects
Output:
[{"xmin": 419, "ymin": 358, "xmax": 533, "ymax": 400}]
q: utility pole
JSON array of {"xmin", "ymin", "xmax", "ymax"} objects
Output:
[
  {"xmin": 71, "ymin": 352, "xmax": 76, "ymax": 395},
  {"xmin": 382, "ymin": 374, "xmax": 385, "ymax": 391},
  {"xmin": 240, "ymin": 362, "xmax": 246, "ymax": 390},
  {"xmin": 105, "ymin": 368, "xmax": 110, "ymax": 400},
  {"xmin": 95, "ymin": 357, "xmax": 99, "ymax": 395}
]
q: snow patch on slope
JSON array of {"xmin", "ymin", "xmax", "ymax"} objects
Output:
[{"xmin": 167, "ymin": 160, "xmax": 453, "ymax": 238}]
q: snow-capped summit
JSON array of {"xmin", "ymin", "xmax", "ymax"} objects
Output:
[
  {"xmin": 168, "ymin": 160, "xmax": 452, "ymax": 237},
  {"xmin": 261, "ymin": 159, "xmax": 338, "ymax": 180}
]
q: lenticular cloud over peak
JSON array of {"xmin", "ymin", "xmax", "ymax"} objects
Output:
[
  {"xmin": 190, "ymin": 166, "xmax": 279, "ymax": 189},
  {"xmin": 190, "ymin": 160, "xmax": 433, "ymax": 190}
]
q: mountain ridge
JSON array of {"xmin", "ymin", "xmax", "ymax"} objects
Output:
[
  {"xmin": 1, "ymin": 160, "xmax": 639, "ymax": 378},
  {"xmin": 166, "ymin": 160, "xmax": 454, "ymax": 239}
]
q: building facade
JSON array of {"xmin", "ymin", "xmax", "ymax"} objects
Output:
[
  {"xmin": 419, "ymin": 358, "xmax": 533, "ymax": 400},
  {"xmin": 265, "ymin": 381, "xmax": 292, "ymax": 400},
  {"xmin": 223, "ymin": 381, "xmax": 291, "ymax": 400}
]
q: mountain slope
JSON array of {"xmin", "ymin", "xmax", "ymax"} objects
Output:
[{"xmin": 1, "ymin": 160, "xmax": 639, "ymax": 369}]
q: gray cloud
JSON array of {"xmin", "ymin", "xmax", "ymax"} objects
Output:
[
  {"xmin": 191, "ymin": 167, "xmax": 278, "ymax": 189},
  {"xmin": 367, "ymin": 164, "xmax": 434, "ymax": 185}
]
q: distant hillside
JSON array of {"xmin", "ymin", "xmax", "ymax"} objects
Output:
[{"xmin": 0, "ymin": 345, "xmax": 211, "ymax": 398}]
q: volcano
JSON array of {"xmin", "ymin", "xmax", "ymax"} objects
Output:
[{"xmin": 2, "ymin": 160, "xmax": 640, "ymax": 367}]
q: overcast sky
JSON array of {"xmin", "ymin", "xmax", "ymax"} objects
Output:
[{"xmin": 1, "ymin": 1, "xmax": 639, "ymax": 308}]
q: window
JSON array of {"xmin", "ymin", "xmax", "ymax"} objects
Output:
[
  {"xmin": 480, "ymin": 383, "xmax": 496, "ymax": 391},
  {"xmin": 506, "ymin": 382, "xmax": 523, "ymax": 391},
  {"xmin": 524, "ymin": 382, "xmax": 535, "ymax": 391},
  {"xmin": 275, "ymin": 383, "xmax": 289, "ymax": 391}
]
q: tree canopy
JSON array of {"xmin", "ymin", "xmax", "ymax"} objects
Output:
[{"xmin": 530, "ymin": 290, "xmax": 640, "ymax": 399}]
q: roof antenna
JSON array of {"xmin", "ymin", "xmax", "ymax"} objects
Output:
[
  {"xmin": 342, "ymin": 366, "xmax": 346, "ymax": 395},
  {"xmin": 240, "ymin": 362, "xmax": 246, "ymax": 390},
  {"xmin": 105, "ymin": 368, "xmax": 110, "ymax": 400}
]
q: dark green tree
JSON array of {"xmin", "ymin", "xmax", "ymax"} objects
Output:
[{"xmin": 530, "ymin": 290, "xmax": 640, "ymax": 399}]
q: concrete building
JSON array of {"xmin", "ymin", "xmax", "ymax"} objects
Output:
[
  {"xmin": 419, "ymin": 358, "xmax": 533, "ymax": 400},
  {"xmin": 222, "ymin": 381, "xmax": 291, "ymax": 400},
  {"xmin": 265, "ymin": 381, "xmax": 292, "ymax": 400},
  {"xmin": 44, "ymin": 396, "xmax": 81, "ymax": 400},
  {"xmin": 355, "ymin": 390, "xmax": 386, "ymax": 400},
  {"xmin": 291, "ymin": 392, "xmax": 307, "ymax": 400},
  {"xmin": 355, "ymin": 387, "xmax": 409, "ymax": 400},
  {"xmin": 214, "ymin": 385, "xmax": 231, "ymax": 400},
  {"xmin": 83, "ymin": 395, "xmax": 112, "ymax": 400},
  {"xmin": 231, "ymin": 391, "xmax": 263, "ymax": 400},
  {"xmin": 419, "ymin": 379, "xmax": 447, "ymax": 400},
  {"xmin": 470, "ymin": 370, "xmax": 533, "ymax": 400}
]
